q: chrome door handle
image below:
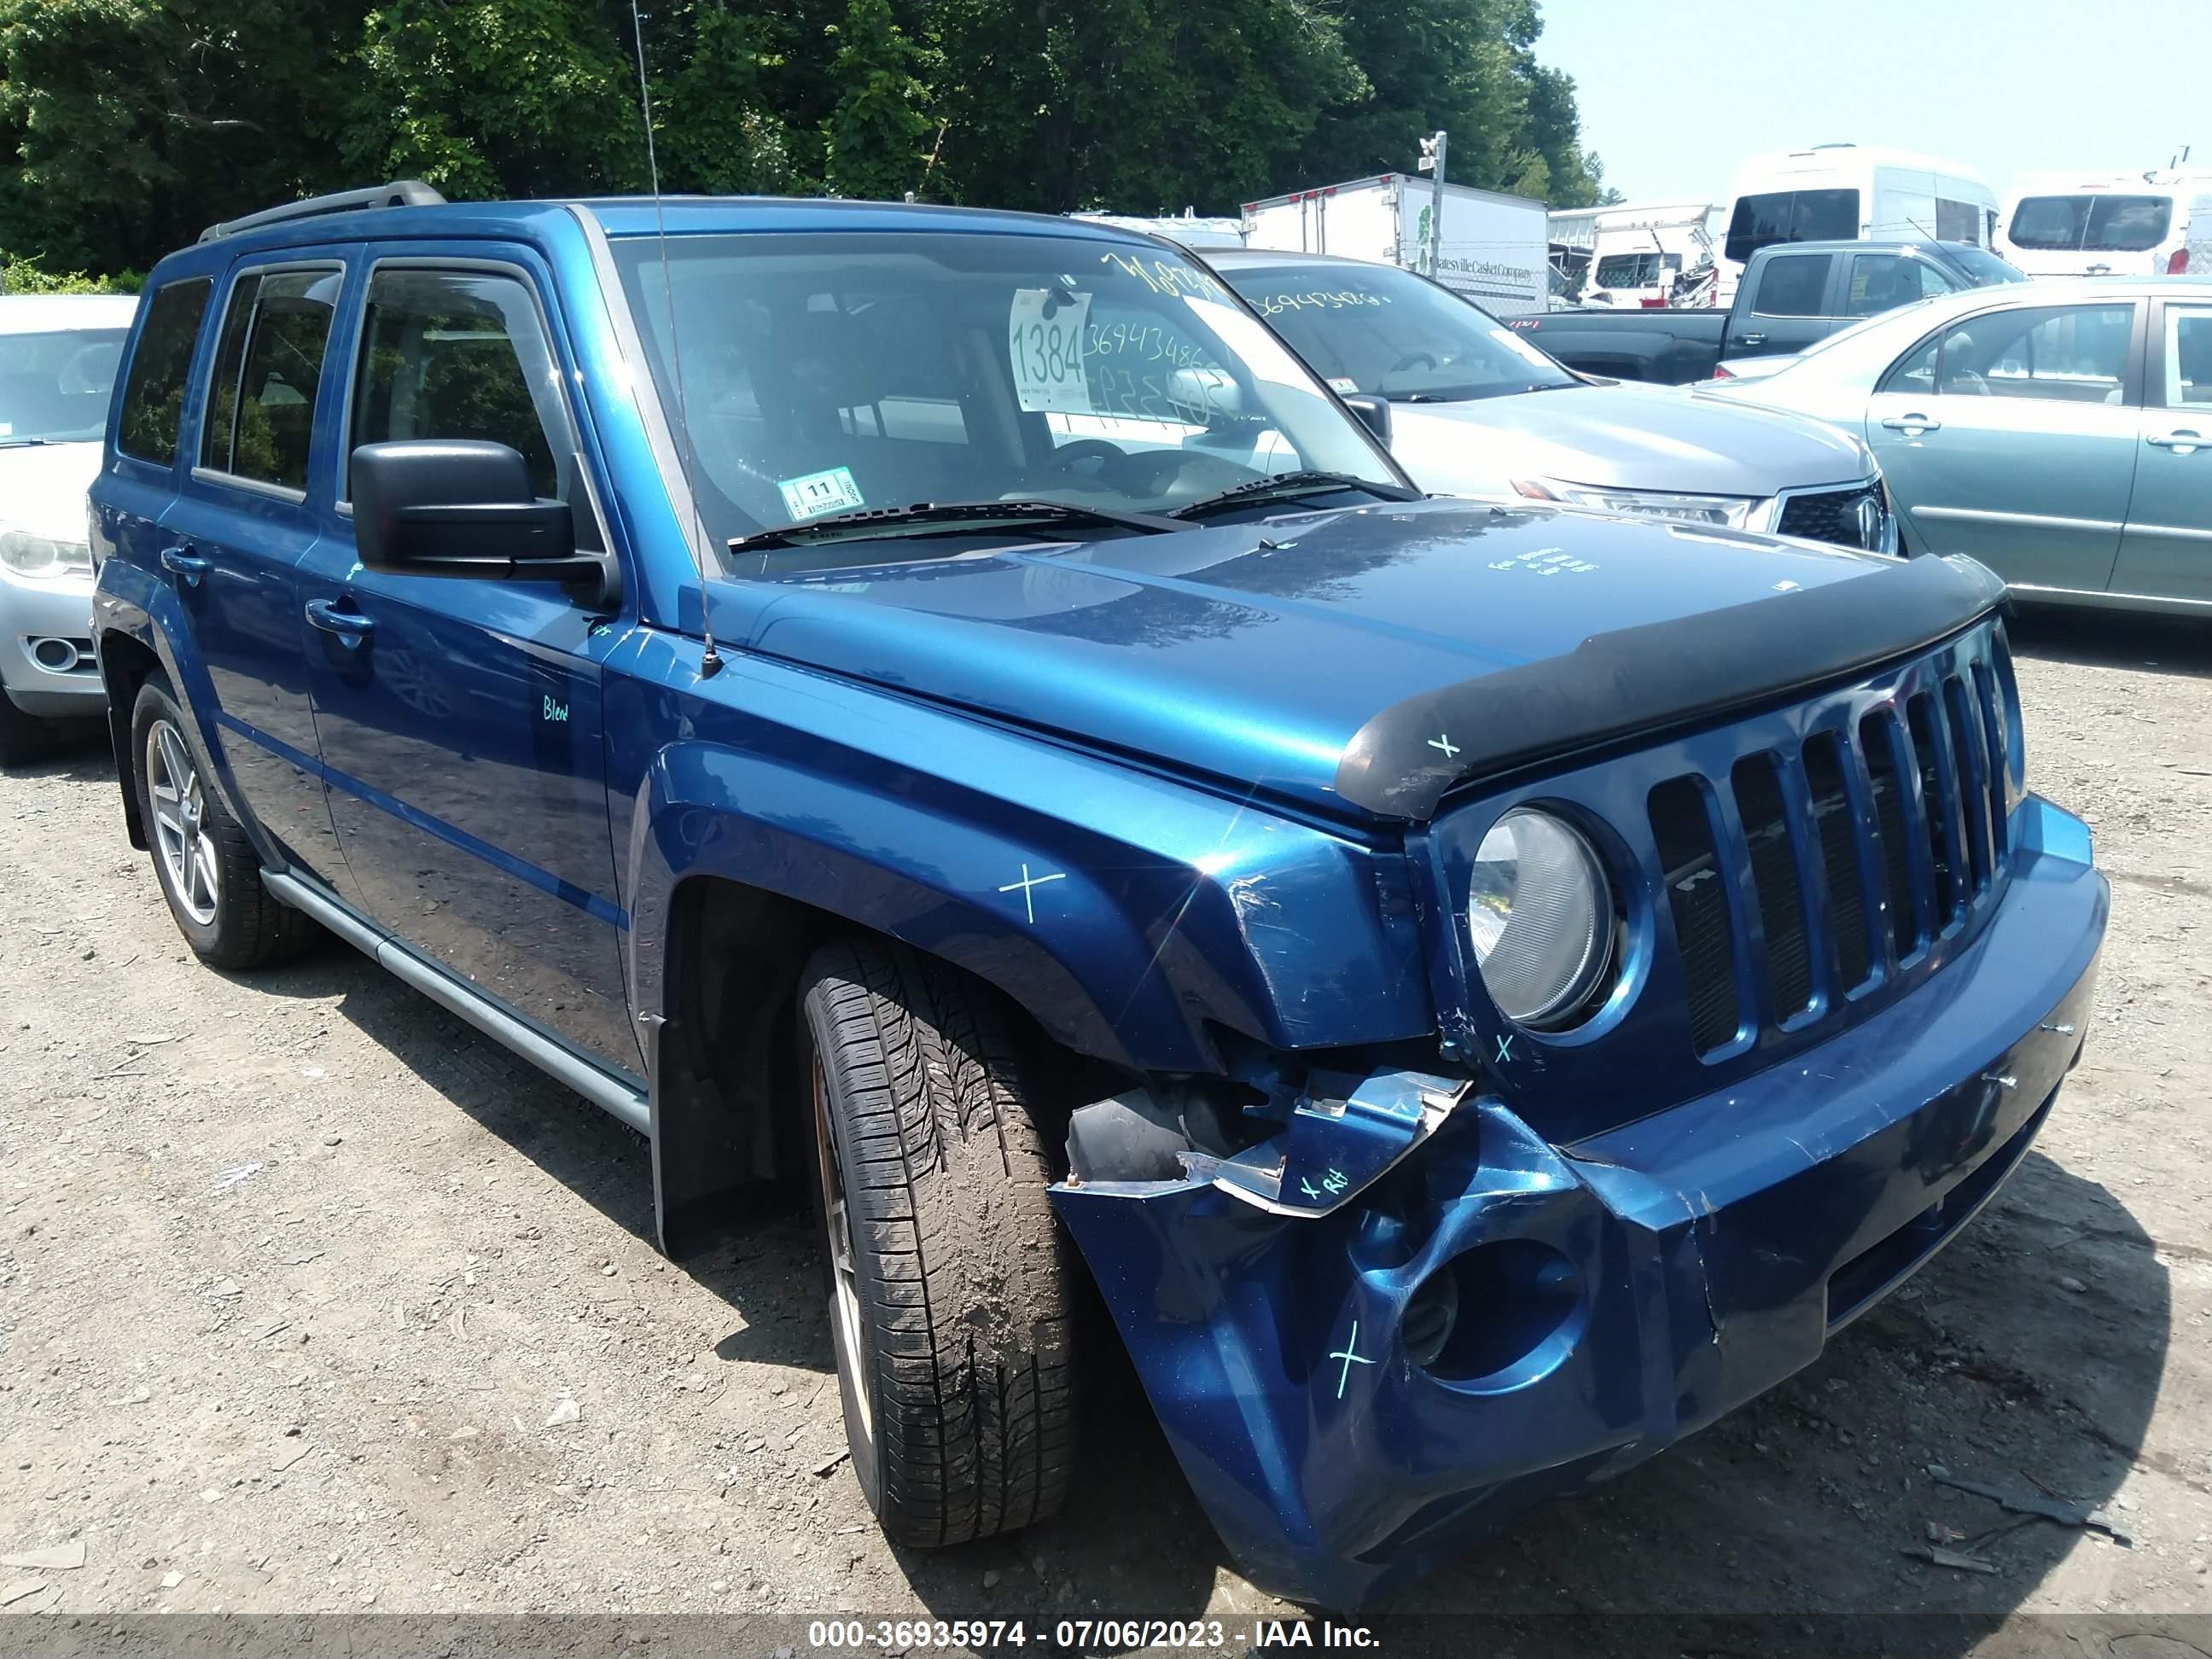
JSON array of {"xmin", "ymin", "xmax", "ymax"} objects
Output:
[
  {"xmin": 304, "ymin": 598, "xmax": 376, "ymax": 643},
  {"xmin": 1881, "ymin": 415, "xmax": 1941, "ymax": 434},
  {"xmin": 159, "ymin": 544, "xmax": 208, "ymax": 586},
  {"xmin": 1738, "ymin": 332, "xmax": 1768, "ymax": 346},
  {"xmin": 2147, "ymin": 429, "xmax": 2204, "ymax": 451}
]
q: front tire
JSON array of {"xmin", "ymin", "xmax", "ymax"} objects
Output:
[
  {"xmin": 800, "ymin": 939, "xmax": 1076, "ymax": 1546},
  {"xmin": 130, "ymin": 673, "xmax": 311, "ymax": 969}
]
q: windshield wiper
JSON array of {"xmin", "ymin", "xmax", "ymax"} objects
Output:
[
  {"xmin": 0, "ymin": 438, "xmax": 52, "ymax": 450},
  {"xmin": 1167, "ymin": 470, "xmax": 1421, "ymax": 521},
  {"xmin": 729, "ymin": 498, "xmax": 1194, "ymax": 556}
]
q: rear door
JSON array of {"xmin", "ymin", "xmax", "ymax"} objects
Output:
[
  {"xmin": 2110, "ymin": 298, "xmax": 2212, "ymax": 602},
  {"xmin": 154, "ymin": 254, "xmax": 352, "ymax": 887},
  {"xmin": 295, "ymin": 249, "xmax": 638, "ymax": 1075},
  {"xmin": 1866, "ymin": 299, "xmax": 2145, "ymax": 592},
  {"xmin": 1729, "ymin": 251, "xmax": 1837, "ymax": 358}
]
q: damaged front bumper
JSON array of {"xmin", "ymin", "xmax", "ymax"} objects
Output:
[{"xmin": 1050, "ymin": 797, "xmax": 2108, "ymax": 1608}]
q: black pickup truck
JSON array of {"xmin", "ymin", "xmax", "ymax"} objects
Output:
[{"xmin": 1511, "ymin": 239, "xmax": 2023, "ymax": 384}]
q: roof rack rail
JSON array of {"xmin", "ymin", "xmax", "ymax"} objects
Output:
[{"xmin": 199, "ymin": 180, "xmax": 446, "ymax": 244}]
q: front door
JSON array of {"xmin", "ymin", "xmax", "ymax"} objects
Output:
[
  {"xmin": 157, "ymin": 258, "xmax": 352, "ymax": 888},
  {"xmin": 1867, "ymin": 300, "xmax": 2145, "ymax": 593},
  {"xmin": 2111, "ymin": 300, "xmax": 2212, "ymax": 604},
  {"xmin": 296, "ymin": 253, "xmax": 638, "ymax": 1075}
]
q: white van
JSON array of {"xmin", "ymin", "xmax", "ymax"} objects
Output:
[
  {"xmin": 1996, "ymin": 170, "xmax": 2212, "ymax": 277},
  {"xmin": 1578, "ymin": 200, "xmax": 1716, "ymax": 308},
  {"xmin": 1717, "ymin": 144, "xmax": 1998, "ymax": 302}
]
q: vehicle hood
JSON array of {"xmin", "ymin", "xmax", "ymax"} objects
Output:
[
  {"xmin": 1385, "ymin": 379, "xmax": 1871, "ymax": 502},
  {"xmin": 0, "ymin": 442, "xmax": 102, "ymax": 543},
  {"xmin": 709, "ymin": 500, "xmax": 1972, "ymax": 821}
]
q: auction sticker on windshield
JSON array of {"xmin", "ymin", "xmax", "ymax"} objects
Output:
[
  {"xmin": 777, "ymin": 466, "xmax": 866, "ymax": 521},
  {"xmin": 1010, "ymin": 288, "xmax": 1093, "ymax": 414}
]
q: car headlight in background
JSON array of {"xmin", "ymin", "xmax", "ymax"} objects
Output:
[
  {"xmin": 1511, "ymin": 478, "xmax": 1755, "ymax": 529},
  {"xmin": 1466, "ymin": 808, "xmax": 1615, "ymax": 1027},
  {"xmin": 0, "ymin": 529, "xmax": 93, "ymax": 578}
]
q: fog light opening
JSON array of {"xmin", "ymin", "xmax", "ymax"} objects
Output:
[
  {"xmin": 30, "ymin": 637, "xmax": 76, "ymax": 672},
  {"xmin": 1409, "ymin": 1240, "xmax": 1585, "ymax": 1387},
  {"xmin": 1400, "ymin": 1265, "xmax": 1460, "ymax": 1368}
]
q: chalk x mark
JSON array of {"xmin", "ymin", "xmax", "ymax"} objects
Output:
[
  {"xmin": 998, "ymin": 863, "xmax": 1068, "ymax": 925},
  {"xmin": 1428, "ymin": 734, "xmax": 1460, "ymax": 760},
  {"xmin": 1329, "ymin": 1321, "xmax": 1375, "ymax": 1400}
]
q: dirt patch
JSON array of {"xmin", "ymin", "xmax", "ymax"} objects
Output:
[{"xmin": 1, "ymin": 608, "xmax": 2207, "ymax": 1644}]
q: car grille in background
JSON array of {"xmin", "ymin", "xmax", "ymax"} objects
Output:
[
  {"xmin": 1650, "ymin": 642, "xmax": 2011, "ymax": 1057},
  {"xmin": 1775, "ymin": 483, "xmax": 1885, "ymax": 550}
]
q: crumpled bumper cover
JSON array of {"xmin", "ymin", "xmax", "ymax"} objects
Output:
[{"xmin": 1050, "ymin": 797, "xmax": 2107, "ymax": 1608}]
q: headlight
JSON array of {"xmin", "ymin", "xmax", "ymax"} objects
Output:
[
  {"xmin": 1513, "ymin": 478, "xmax": 1755, "ymax": 530},
  {"xmin": 1467, "ymin": 808, "xmax": 1614, "ymax": 1027},
  {"xmin": 0, "ymin": 529, "xmax": 92, "ymax": 578}
]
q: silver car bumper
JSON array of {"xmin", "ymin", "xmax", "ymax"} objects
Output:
[{"xmin": 0, "ymin": 567, "xmax": 103, "ymax": 719}]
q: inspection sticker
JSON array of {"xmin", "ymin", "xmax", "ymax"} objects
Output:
[
  {"xmin": 1009, "ymin": 288, "xmax": 1093, "ymax": 413},
  {"xmin": 777, "ymin": 465, "xmax": 865, "ymax": 521}
]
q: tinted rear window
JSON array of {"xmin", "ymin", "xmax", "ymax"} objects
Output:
[
  {"xmin": 2007, "ymin": 194, "xmax": 2174, "ymax": 253},
  {"xmin": 116, "ymin": 278, "xmax": 210, "ymax": 465},
  {"xmin": 1725, "ymin": 189, "xmax": 1860, "ymax": 264}
]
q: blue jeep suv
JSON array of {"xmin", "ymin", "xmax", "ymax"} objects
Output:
[{"xmin": 89, "ymin": 181, "xmax": 2109, "ymax": 1606}]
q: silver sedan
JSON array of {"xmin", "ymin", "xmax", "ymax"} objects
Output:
[
  {"xmin": 1702, "ymin": 277, "xmax": 2212, "ymax": 616},
  {"xmin": 1202, "ymin": 248, "xmax": 1899, "ymax": 554}
]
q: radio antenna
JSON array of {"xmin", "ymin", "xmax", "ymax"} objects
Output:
[{"xmin": 628, "ymin": 0, "xmax": 722, "ymax": 677}]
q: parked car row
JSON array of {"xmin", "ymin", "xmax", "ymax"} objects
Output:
[{"xmin": 49, "ymin": 180, "xmax": 2114, "ymax": 1608}]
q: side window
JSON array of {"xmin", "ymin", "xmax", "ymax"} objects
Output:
[
  {"xmin": 349, "ymin": 268, "xmax": 569, "ymax": 501},
  {"xmin": 1935, "ymin": 198, "xmax": 1982, "ymax": 243},
  {"xmin": 1753, "ymin": 253, "xmax": 1833, "ymax": 317},
  {"xmin": 1847, "ymin": 255, "xmax": 1959, "ymax": 317},
  {"xmin": 1937, "ymin": 304, "xmax": 2134, "ymax": 404},
  {"xmin": 117, "ymin": 277, "xmax": 212, "ymax": 464},
  {"xmin": 1881, "ymin": 334, "xmax": 1940, "ymax": 396},
  {"xmin": 1846, "ymin": 254, "xmax": 1915, "ymax": 317},
  {"xmin": 202, "ymin": 267, "xmax": 341, "ymax": 491},
  {"xmin": 2163, "ymin": 307, "xmax": 2212, "ymax": 406}
]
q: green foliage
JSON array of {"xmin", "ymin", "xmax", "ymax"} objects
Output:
[
  {"xmin": 1, "ymin": 252, "xmax": 132, "ymax": 293},
  {"xmin": 823, "ymin": 0, "xmax": 928, "ymax": 201},
  {"xmin": 0, "ymin": 0, "xmax": 1610, "ymax": 279}
]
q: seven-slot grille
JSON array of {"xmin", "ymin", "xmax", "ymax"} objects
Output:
[
  {"xmin": 1775, "ymin": 483, "xmax": 1887, "ymax": 550},
  {"xmin": 1648, "ymin": 638, "xmax": 2013, "ymax": 1055}
]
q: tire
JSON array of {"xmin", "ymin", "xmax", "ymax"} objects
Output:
[
  {"xmin": 130, "ymin": 672, "xmax": 312, "ymax": 970},
  {"xmin": 800, "ymin": 938, "xmax": 1076, "ymax": 1546}
]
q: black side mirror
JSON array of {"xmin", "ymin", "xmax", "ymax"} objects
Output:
[
  {"xmin": 352, "ymin": 439, "xmax": 616, "ymax": 606},
  {"xmin": 1342, "ymin": 393, "xmax": 1392, "ymax": 447}
]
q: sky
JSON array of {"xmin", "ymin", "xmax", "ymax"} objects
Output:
[{"xmin": 1535, "ymin": 0, "xmax": 2209, "ymax": 209}]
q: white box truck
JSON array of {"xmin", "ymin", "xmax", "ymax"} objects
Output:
[{"xmin": 1239, "ymin": 173, "xmax": 1551, "ymax": 316}]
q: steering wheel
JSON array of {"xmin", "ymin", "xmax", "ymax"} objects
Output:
[
  {"xmin": 1052, "ymin": 439, "xmax": 1128, "ymax": 474},
  {"xmin": 1387, "ymin": 351, "xmax": 1438, "ymax": 376}
]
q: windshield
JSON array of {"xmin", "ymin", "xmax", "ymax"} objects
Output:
[
  {"xmin": 610, "ymin": 231, "xmax": 1403, "ymax": 558},
  {"xmin": 2007, "ymin": 195, "xmax": 2174, "ymax": 253},
  {"xmin": 1942, "ymin": 244, "xmax": 2028, "ymax": 285},
  {"xmin": 0, "ymin": 328, "xmax": 129, "ymax": 445},
  {"xmin": 1214, "ymin": 259, "xmax": 1578, "ymax": 403}
]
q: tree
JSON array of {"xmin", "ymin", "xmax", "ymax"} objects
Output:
[
  {"xmin": 0, "ymin": 0, "xmax": 366, "ymax": 272},
  {"xmin": 822, "ymin": 0, "xmax": 927, "ymax": 201},
  {"xmin": 0, "ymin": 0, "xmax": 1615, "ymax": 274}
]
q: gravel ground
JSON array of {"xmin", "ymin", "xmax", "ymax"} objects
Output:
[{"xmin": 1, "ymin": 608, "xmax": 2208, "ymax": 1651}]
